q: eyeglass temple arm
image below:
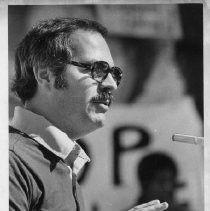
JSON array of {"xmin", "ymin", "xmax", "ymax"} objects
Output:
[{"xmin": 69, "ymin": 61, "xmax": 92, "ymax": 69}]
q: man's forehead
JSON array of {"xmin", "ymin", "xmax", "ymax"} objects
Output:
[
  {"xmin": 71, "ymin": 30, "xmax": 100, "ymax": 43},
  {"xmin": 70, "ymin": 30, "xmax": 114, "ymax": 65}
]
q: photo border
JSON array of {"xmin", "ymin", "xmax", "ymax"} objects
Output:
[{"xmin": 1, "ymin": 1, "xmax": 209, "ymax": 211}]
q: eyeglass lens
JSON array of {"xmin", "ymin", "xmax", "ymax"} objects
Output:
[{"xmin": 92, "ymin": 61, "xmax": 122, "ymax": 85}]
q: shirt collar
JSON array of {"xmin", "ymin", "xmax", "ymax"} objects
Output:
[{"xmin": 10, "ymin": 106, "xmax": 90, "ymax": 174}]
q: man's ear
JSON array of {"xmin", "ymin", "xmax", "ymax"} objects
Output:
[{"xmin": 33, "ymin": 67, "xmax": 53, "ymax": 89}]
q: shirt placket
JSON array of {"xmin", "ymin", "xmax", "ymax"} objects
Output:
[
  {"xmin": 71, "ymin": 166, "xmax": 80, "ymax": 211},
  {"xmin": 66, "ymin": 144, "xmax": 82, "ymax": 211}
]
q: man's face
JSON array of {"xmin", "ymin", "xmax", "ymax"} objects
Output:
[{"xmin": 50, "ymin": 30, "xmax": 118, "ymax": 139}]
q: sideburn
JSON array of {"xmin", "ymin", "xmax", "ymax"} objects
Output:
[{"xmin": 53, "ymin": 69, "xmax": 68, "ymax": 90}]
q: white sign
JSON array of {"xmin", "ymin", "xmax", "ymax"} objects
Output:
[{"xmin": 80, "ymin": 96, "xmax": 203, "ymax": 211}]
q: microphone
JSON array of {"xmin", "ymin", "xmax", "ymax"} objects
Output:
[{"xmin": 172, "ymin": 133, "xmax": 204, "ymax": 146}]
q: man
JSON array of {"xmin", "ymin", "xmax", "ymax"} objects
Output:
[
  {"xmin": 135, "ymin": 153, "xmax": 190, "ymax": 211},
  {"xmin": 9, "ymin": 17, "xmax": 169, "ymax": 211}
]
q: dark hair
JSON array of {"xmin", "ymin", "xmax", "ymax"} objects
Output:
[
  {"xmin": 137, "ymin": 152, "xmax": 178, "ymax": 188},
  {"xmin": 12, "ymin": 17, "xmax": 108, "ymax": 104}
]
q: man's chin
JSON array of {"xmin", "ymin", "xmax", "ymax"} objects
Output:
[
  {"xmin": 90, "ymin": 112, "xmax": 106, "ymax": 127},
  {"xmin": 87, "ymin": 103, "xmax": 108, "ymax": 126}
]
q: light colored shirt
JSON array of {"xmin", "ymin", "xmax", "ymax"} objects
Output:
[{"xmin": 10, "ymin": 106, "xmax": 90, "ymax": 175}]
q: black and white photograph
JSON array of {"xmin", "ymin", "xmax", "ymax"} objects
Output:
[{"xmin": 0, "ymin": 1, "xmax": 209, "ymax": 211}]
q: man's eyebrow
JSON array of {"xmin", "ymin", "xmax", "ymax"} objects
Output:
[
  {"xmin": 75, "ymin": 59, "xmax": 96, "ymax": 65},
  {"xmin": 74, "ymin": 55, "xmax": 94, "ymax": 63},
  {"xmin": 83, "ymin": 58, "xmax": 96, "ymax": 63}
]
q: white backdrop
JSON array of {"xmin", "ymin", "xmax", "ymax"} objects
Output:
[{"xmin": 81, "ymin": 96, "xmax": 203, "ymax": 211}]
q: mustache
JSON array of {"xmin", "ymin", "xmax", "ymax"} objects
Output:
[{"xmin": 91, "ymin": 91, "xmax": 113, "ymax": 106}]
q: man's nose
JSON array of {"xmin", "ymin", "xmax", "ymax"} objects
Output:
[{"xmin": 100, "ymin": 73, "xmax": 118, "ymax": 91}]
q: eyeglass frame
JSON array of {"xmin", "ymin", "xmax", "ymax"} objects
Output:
[{"xmin": 68, "ymin": 60, "xmax": 122, "ymax": 86}]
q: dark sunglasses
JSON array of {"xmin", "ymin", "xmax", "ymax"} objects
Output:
[{"xmin": 69, "ymin": 60, "xmax": 123, "ymax": 86}]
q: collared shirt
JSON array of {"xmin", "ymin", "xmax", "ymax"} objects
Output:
[
  {"xmin": 10, "ymin": 107, "xmax": 90, "ymax": 211},
  {"xmin": 10, "ymin": 106, "xmax": 90, "ymax": 174}
]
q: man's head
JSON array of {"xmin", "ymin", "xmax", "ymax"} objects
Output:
[
  {"xmin": 12, "ymin": 17, "xmax": 121, "ymax": 139},
  {"xmin": 137, "ymin": 152, "xmax": 181, "ymax": 202}
]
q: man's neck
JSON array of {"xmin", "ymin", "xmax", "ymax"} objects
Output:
[{"xmin": 24, "ymin": 99, "xmax": 70, "ymax": 138}]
